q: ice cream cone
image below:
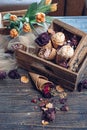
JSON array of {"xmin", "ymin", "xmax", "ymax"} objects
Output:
[
  {"xmin": 46, "ymin": 48, "xmax": 57, "ymax": 60},
  {"xmin": 37, "ymin": 78, "xmax": 53, "ymax": 91},
  {"xmin": 29, "ymin": 72, "xmax": 48, "ymax": 87},
  {"xmin": 29, "ymin": 72, "xmax": 54, "ymax": 91},
  {"xmin": 43, "ymin": 40, "xmax": 52, "ymax": 49}
]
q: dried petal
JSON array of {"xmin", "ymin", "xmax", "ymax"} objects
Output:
[
  {"xmin": 42, "ymin": 84, "xmax": 51, "ymax": 98},
  {"xmin": 10, "ymin": 15, "xmax": 17, "ymax": 21},
  {"xmin": 77, "ymin": 79, "xmax": 87, "ymax": 92},
  {"xmin": 0, "ymin": 71, "xmax": 7, "ymax": 80},
  {"xmin": 46, "ymin": 103, "xmax": 53, "ymax": 109},
  {"xmin": 8, "ymin": 69, "xmax": 20, "ymax": 79},
  {"xmin": 42, "ymin": 120, "xmax": 49, "ymax": 125},
  {"xmin": 36, "ymin": 13, "xmax": 45, "ymax": 23},
  {"xmin": 35, "ymin": 32, "xmax": 50, "ymax": 47},
  {"xmin": 60, "ymin": 105, "xmax": 69, "ymax": 111},
  {"xmin": 42, "ymin": 108, "xmax": 56, "ymax": 122},
  {"xmin": 59, "ymin": 92, "xmax": 67, "ymax": 99},
  {"xmin": 10, "ymin": 29, "xmax": 18, "ymax": 38},
  {"xmin": 59, "ymin": 98, "xmax": 67, "ymax": 104},
  {"xmin": 31, "ymin": 99, "xmax": 37, "ymax": 103},
  {"xmin": 23, "ymin": 23, "xmax": 31, "ymax": 32}
]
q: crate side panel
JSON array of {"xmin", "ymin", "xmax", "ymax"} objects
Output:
[{"xmin": 15, "ymin": 50, "xmax": 77, "ymax": 83}]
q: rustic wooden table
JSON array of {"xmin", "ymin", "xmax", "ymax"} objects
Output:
[{"xmin": 0, "ymin": 16, "xmax": 87, "ymax": 130}]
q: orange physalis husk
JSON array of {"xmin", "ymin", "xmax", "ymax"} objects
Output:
[
  {"xmin": 50, "ymin": 3, "xmax": 58, "ymax": 12},
  {"xmin": 23, "ymin": 23, "xmax": 31, "ymax": 32},
  {"xmin": 36, "ymin": 13, "xmax": 45, "ymax": 23},
  {"xmin": 21, "ymin": 75, "xmax": 29, "ymax": 83},
  {"xmin": 10, "ymin": 29, "xmax": 18, "ymax": 38},
  {"xmin": 10, "ymin": 15, "xmax": 17, "ymax": 21},
  {"xmin": 45, "ymin": 0, "xmax": 52, "ymax": 5}
]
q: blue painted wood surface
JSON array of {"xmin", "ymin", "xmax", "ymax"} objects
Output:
[{"xmin": 55, "ymin": 16, "xmax": 87, "ymax": 33}]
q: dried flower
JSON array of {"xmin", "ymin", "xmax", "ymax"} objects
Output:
[
  {"xmin": 77, "ymin": 79, "xmax": 87, "ymax": 92},
  {"xmin": 8, "ymin": 69, "xmax": 20, "ymax": 79},
  {"xmin": 45, "ymin": 0, "xmax": 52, "ymax": 5},
  {"xmin": 59, "ymin": 98, "xmax": 67, "ymax": 104},
  {"xmin": 3, "ymin": 0, "xmax": 58, "ymax": 37},
  {"xmin": 50, "ymin": 3, "xmax": 58, "ymax": 12},
  {"xmin": 60, "ymin": 105, "xmax": 69, "ymax": 111},
  {"xmin": 35, "ymin": 32, "xmax": 50, "ymax": 46},
  {"xmin": 0, "ymin": 71, "xmax": 7, "ymax": 80},
  {"xmin": 71, "ymin": 35, "xmax": 78, "ymax": 49},
  {"xmin": 31, "ymin": 98, "xmax": 37, "ymax": 103},
  {"xmin": 10, "ymin": 15, "xmax": 17, "ymax": 21},
  {"xmin": 42, "ymin": 108, "xmax": 56, "ymax": 122},
  {"xmin": 36, "ymin": 13, "xmax": 46, "ymax": 23},
  {"xmin": 46, "ymin": 103, "xmax": 53, "ymax": 109},
  {"xmin": 23, "ymin": 23, "xmax": 31, "ymax": 32},
  {"xmin": 10, "ymin": 29, "xmax": 18, "ymax": 38},
  {"xmin": 42, "ymin": 83, "xmax": 53, "ymax": 98}
]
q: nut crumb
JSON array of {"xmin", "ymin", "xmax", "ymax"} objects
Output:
[
  {"xmin": 42, "ymin": 120, "xmax": 49, "ymax": 125},
  {"xmin": 46, "ymin": 103, "xmax": 53, "ymax": 108}
]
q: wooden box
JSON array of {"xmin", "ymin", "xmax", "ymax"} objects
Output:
[
  {"xmin": 15, "ymin": 19, "xmax": 87, "ymax": 91},
  {"xmin": 0, "ymin": 11, "xmax": 87, "ymax": 91}
]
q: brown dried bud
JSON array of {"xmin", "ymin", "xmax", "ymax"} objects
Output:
[
  {"xmin": 10, "ymin": 29, "xmax": 18, "ymax": 38},
  {"xmin": 36, "ymin": 13, "xmax": 45, "ymax": 23},
  {"xmin": 10, "ymin": 15, "xmax": 17, "ymax": 21},
  {"xmin": 23, "ymin": 23, "xmax": 31, "ymax": 32}
]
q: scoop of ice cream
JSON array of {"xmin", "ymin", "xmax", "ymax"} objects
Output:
[
  {"xmin": 57, "ymin": 45, "xmax": 74, "ymax": 60},
  {"xmin": 51, "ymin": 32, "xmax": 65, "ymax": 48}
]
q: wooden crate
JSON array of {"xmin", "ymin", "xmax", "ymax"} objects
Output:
[
  {"xmin": 15, "ymin": 19, "xmax": 87, "ymax": 91},
  {"xmin": 0, "ymin": 18, "xmax": 87, "ymax": 91}
]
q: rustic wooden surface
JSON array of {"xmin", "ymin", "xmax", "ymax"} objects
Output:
[
  {"xmin": 0, "ymin": 68, "xmax": 87, "ymax": 130},
  {"xmin": 0, "ymin": 16, "xmax": 87, "ymax": 130}
]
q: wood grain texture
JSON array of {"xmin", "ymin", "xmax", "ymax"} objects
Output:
[{"xmin": 0, "ymin": 68, "xmax": 87, "ymax": 130}]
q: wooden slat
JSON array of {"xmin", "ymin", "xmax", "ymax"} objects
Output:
[
  {"xmin": 0, "ymin": 67, "xmax": 87, "ymax": 129},
  {"xmin": 15, "ymin": 50, "xmax": 77, "ymax": 83}
]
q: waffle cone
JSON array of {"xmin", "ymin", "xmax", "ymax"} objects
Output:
[
  {"xmin": 46, "ymin": 48, "xmax": 57, "ymax": 60},
  {"xmin": 37, "ymin": 78, "xmax": 53, "ymax": 91},
  {"xmin": 43, "ymin": 40, "xmax": 52, "ymax": 49},
  {"xmin": 29, "ymin": 72, "xmax": 48, "ymax": 87},
  {"xmin": 29, "ymin": 72, "xmax": 53, "ymax": 91}
]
